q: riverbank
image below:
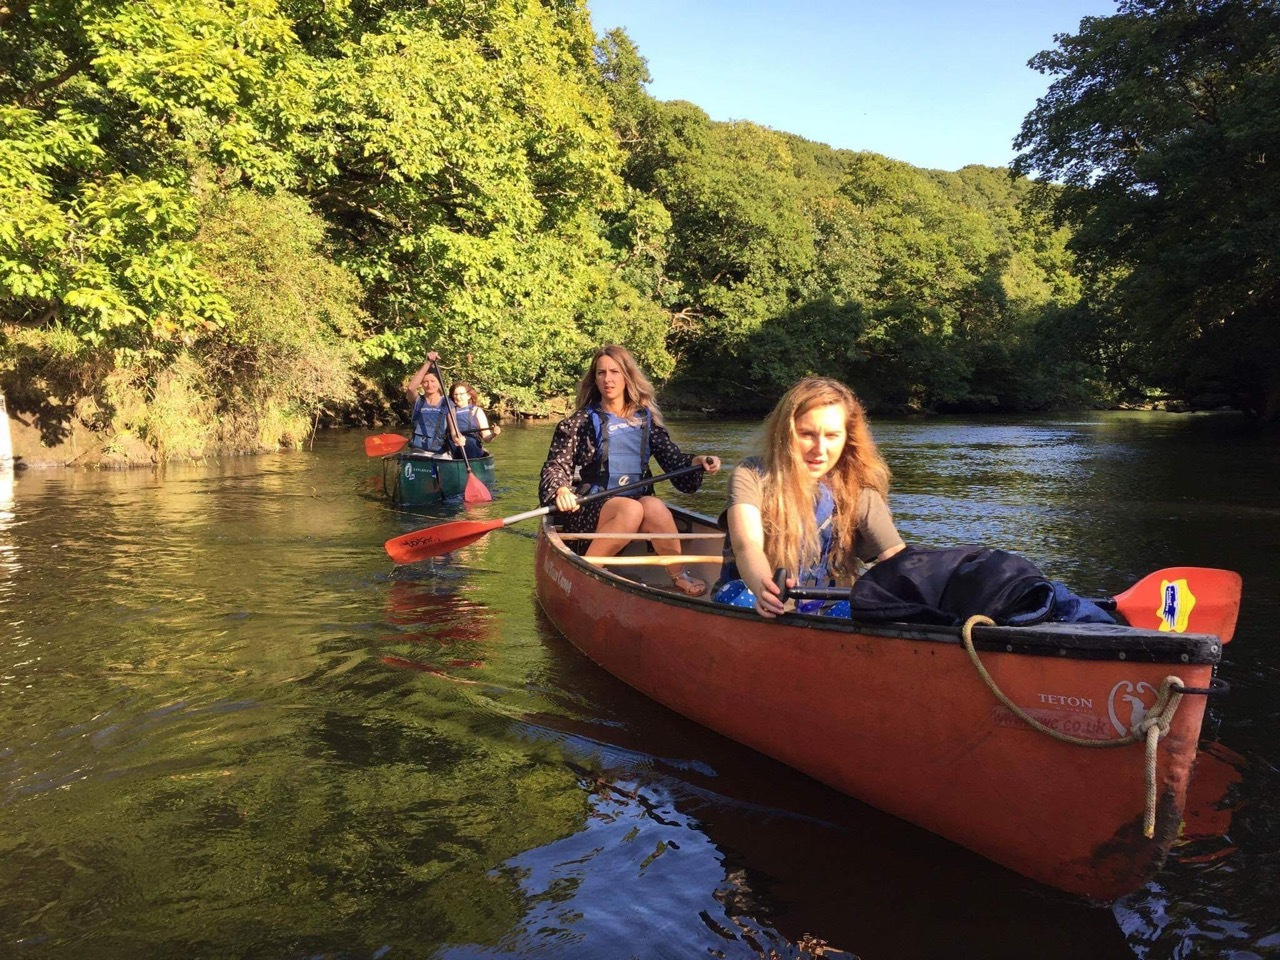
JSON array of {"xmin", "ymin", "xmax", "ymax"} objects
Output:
[{"xmin": 5, "ymin": 396, "xmax": 1254, "ymax": 469}]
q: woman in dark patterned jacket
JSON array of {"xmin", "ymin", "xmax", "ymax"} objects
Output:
[{"xmin": 539, "ymin": 344, "xmax": 721, "ymax": 596}]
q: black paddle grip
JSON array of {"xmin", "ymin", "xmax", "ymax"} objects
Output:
[{"xmin": 774, "ymin": 568, "xmax": 847, "ymax": 604}]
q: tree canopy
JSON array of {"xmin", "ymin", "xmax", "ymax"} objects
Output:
[
  {"xmin": 1013, "ymin": 0, "xmax": 1280, "ymax": 421},
  {"xmin": 2, "ymin": 0, "xmax": 1271, "ymax": 462}
]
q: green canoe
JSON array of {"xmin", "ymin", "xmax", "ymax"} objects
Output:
[{"xmin": 382, "ymin": 450, "xmax": 496, "ymax": 505}]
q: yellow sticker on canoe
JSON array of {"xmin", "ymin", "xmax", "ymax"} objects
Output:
[{"xmin": 1158, "ymin": 578, "xmax": 1196, "ymax": 633}]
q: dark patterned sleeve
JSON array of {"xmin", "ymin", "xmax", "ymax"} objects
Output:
[
  {"xmin": 650, "ymin": 422, "xmax": 702, "ymax": 493},
  {"xmin": 539, "ymin": 413, "xmax": 595, "ymax": 506}
]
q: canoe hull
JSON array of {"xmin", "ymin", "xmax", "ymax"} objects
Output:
[
  {"xmin": 534, "ymin": 515, "xmax": 1222, "ymax": 900},
  {"xmin": 382, "ymin": 451, "xmax": 495, "ymax": 505}
]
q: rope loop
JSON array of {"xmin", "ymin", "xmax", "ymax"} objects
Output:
[{"xmin": 960, "ymin": 615, "xmax": 1184, "ymax": 838}]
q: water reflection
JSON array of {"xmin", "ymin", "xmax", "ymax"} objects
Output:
[
  {"xmin": 456, "ymin": 776, "xmax": 818, "ymax": 959},
  {"xmin": 379, "ymin": 579, "xmax": 497, "ymax": 683},
  {"xmin": 506, "ymin": 625, "xmax": 1136, "ymax": 960},
  {"xmin": 0, "ymin": 467, "xmax": 19, "ymax": 649},
  {"xmin": 0, "ymin": 417, "xmax": 1277, "ymax": 959}
]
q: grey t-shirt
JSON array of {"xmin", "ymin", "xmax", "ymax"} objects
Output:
[{"xmin": 720, "ymin": 457, "xmax": 904, "ymax": 572}]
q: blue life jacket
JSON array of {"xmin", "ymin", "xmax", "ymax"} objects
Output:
[
  {"xmin": 579, "ymin": 406, "xmax": 651, "ymax": 496},
  {"xmin": 454, "ymin": 405, "xmax": 480, "ymax": 437},
  {"xmin": 717, "ymin": 480, "xmax": 837, "ymax": 587},
  {"xmin": 451, "ymin": 405, "xmax": 485, "ymax": 459},
  {"xmin": 411, "ymin": 396, "xmax": 450, "ymax": 453},
  {"xmin": 799, "ymin": 483, "xmax": 837, "ymax": 587}
]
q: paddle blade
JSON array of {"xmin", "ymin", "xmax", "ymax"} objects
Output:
[
  {"xmin": 385, "ymin": 517, "xmax": 503, "ymax": 563},
  {"xmin": 365, "ymin": 434, "xmax": 409, "ymax": 456},
  {"xmin": 1112, "ymin": 567, "xmax": 1242, "ymax": 643},
  {"xmin": 463, "ymin": 469, "xmax": 493, "ymax": 504}
]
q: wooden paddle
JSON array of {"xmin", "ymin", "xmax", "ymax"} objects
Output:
[
  {"xmin": 365, "ymin": 433, "xmax": 409, "ymax": 456},
  {"xmin": 774, "ymin": 565, "xmax": 1242, "ymax": 642},
  {"xmin": 385, "ymin": 463, "xmax": 705, "ymax": 564},
  {"xmin": 431, "ymin": 358, "xmax": 491, "ymax": 505}
]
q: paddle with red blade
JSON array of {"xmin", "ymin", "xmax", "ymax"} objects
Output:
[
  {"xmin": 365, "ymin": 434, "xmax": 410, "ymax": 457},
  {"xmin": 1099, "ymin": 566, "xmax": 1242, "ymax": 643},
  {"xmin": 431, "ymin": 358, "xmax": 492, "ymax": 505},
  {"xmin": 385, "ymin": 463, "xmax": 705, "ymax": 564},
  {"xmin": 775, "ymin": 566, "xmax": 1242, "ymax": 642}
]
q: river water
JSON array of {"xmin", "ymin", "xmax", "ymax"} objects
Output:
[{"xmin": 2, "ymin": 412, "xmax": 1277, "ymax": 959}]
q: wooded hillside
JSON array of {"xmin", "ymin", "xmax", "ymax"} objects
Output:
[{"xmin": 2, "ymin": 0, "xmax": 1273, "ymax": 462}]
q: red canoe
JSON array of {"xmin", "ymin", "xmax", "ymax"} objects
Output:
[{"xmin": 534, "ymin": 506, "xmax": 1229, "ymax": 900}]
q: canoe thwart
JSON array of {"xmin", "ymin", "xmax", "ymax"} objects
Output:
[
  {"xmin": 561, "ymin": 531, "xmax": 725, "ymax": 540},
  {"xmin": 583, "ymin": 554, "xmax": 725, "ymax": 566}
]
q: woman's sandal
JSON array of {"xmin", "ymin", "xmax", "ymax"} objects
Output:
[{"xmin": 670, "ymin": 568, "xmax": 707, "ymax": 598}]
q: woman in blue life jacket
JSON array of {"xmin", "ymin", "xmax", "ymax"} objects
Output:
[
  {"xmin": 448, "ymin": 382, "xmax": 501, "ymax": 459},
  {"xmin": 403, "ymin": 351, "xmax": 462, "ymax": 454},
  {"xmin": 539, "ymin": 344, "xmax": 722, "ymax": 597},
  {"xmin": 715, "ymin": 377, "xmax": 905, "ymax": 618}
]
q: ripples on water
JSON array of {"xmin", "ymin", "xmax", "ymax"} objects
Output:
[{"xmin": 1, "ymin": 412, "xmax": 1277, "ymax": 959}]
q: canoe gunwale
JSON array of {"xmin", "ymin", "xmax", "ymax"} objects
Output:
[
  {"xmin": 541, "ymin": 508, "xmax": 1225, "ymax": 665},
  {"xmin": 381, "ymin": 450, "xmax": 495, "ymax": 465}
]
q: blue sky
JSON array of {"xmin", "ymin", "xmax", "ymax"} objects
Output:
[{"xmin": 586, "ymin": 0, "xmax": 1120, "ymax": 171}]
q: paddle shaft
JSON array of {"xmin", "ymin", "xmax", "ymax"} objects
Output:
[
  {"xmin": 384, "ymin": 462, "xmax": 706, "ymax": 562},
  {"xmin": 771, "ymin": 565, "xmax": 1240, "ymax": 639},
  {"xmin": 431, "ymin": 359, "xmax": 470, "ymax": 468},
  {"xmin": 431, "ymin": 358, "xmax": 491, "ymax": 503},
  {"xmin": 777, "ymin": 579, "xmax": 1125, "ymax": 608},
  {"xmin": 501, "ymin": 462, "xmax": 707, "ymax": 529},
  {"xmin": 430, "ymin": 362, "xmax": 496, "ymax": 441}
]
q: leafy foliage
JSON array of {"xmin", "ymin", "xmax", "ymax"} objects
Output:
[
  {"xmin": 11, "ymin": 0, "xmax": 1262, "ymax": 460},
  {"xmin": 650, "ymin": 132, "xmax": 1083, "ymax": 413},
  {"xmin": 1014, "ymin": 0, "xmax": 1280, "ymax": 420},
  {"xmin": 191, "ymin": 178, "xmax": 366, "ymax": 448}
]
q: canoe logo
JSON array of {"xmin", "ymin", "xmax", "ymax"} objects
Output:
[
  {"xmin": 1157, "ymin": 578, "xmax": 1196, "ymax": 633},
  {"xmin": 1108, "ymin": 680, "xmax": 1157, "ymax": 735},
  {"xmin": 404, "ymin": 463, "xmax": 416, "ymax": 480},
  {"xmin": 543, "ymin": 557, "xmax": 572, "ymax": 595}
]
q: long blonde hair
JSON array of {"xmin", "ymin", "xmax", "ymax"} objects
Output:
[
  {"xmin": 759, "ymin": 378, "xmax": 891, "ymax": 578},
  {"xmin": 575, "ymin": 344, "xmax": 665, "ymax": 426}
]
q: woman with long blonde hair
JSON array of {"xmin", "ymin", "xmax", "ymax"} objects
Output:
[
  {"xmin": 539, "ymin": 344, "xmax": 722, "ymax": 596},
  {"xmin": 716, "ymin": 377, "xmax": 904, "ymax": 617}
]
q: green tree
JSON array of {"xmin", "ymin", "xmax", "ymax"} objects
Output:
[
  {"xmin": 0, "ymin": 0, "xmax": 326, "ymax": 455},
  {"xmin": 655, "ymin": 120, "xmax": 819, "ymax": 382},
  {"xmin": 0, "ymin": 0, "xmax": 313, "ymax": 350},
  {"xmin": 1013, "ymin": 0, "xmax": 1280, "ymax": 421},
  {"xmin": 300, "ymin": 0, "xmax": 642, "ymax": 412},
  {"xmin": 1, "ymin": 0, "xmax": 664, "ymax": 453},
  {"xmin": 191, "ymin": 179, "xmax": 366, "ymax": 451}
]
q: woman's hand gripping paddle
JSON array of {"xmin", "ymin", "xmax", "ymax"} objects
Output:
[
  {"xmin": 384, "ymin": 464, "xmax": 706, "ymax": 564},
  {"xmin": 432, "ymin": 358, "xmax": 492, "ymax": 505},
  {"xmin": 365, "ymin": 434, "xmax": 409, "ymax": 457},
  {"xmin": 777, "ymin": 565, "xmax": 1242, "ymax": 643}
]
